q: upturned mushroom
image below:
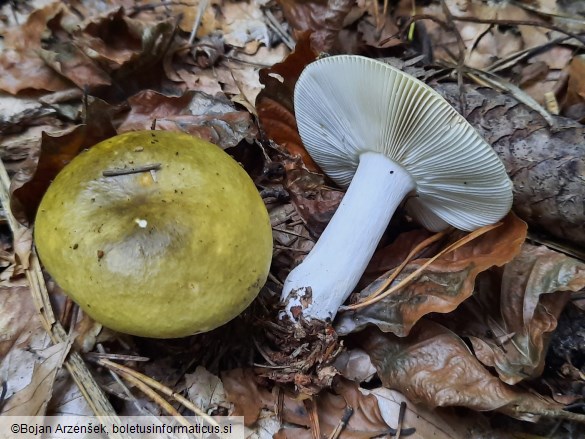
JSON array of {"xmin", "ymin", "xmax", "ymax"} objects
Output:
[
  {"xmin": 281, "ymin": 55, "xmax": 513, "ymax": 322},
  {"xmin": 35, "ymin": 130, "xmax": 273, "ymax": 338}
]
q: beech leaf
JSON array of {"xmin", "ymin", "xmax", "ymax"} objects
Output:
[
  {"xmin": 336, "ymin": 213, "xmax": 527, "ymax": 336},
  {"xmin": 256, "ymin": 33, "xmax": 320, "ymax": 171},
  {"xmin": 10, "ymin": 97, "xmax": 117, "ymax": 225},
  {"xmin": 443, "ymin": 243, "xmax": 585, "ymax": 385},
  {"xmin": 118, "ymin": 90, "xmax": 257, "ymax": 149},
  {"xmin": 362, "ymin": 321, "xmax": 565, "ymax": 422}
]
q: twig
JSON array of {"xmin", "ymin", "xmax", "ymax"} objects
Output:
[
  {"xmin": 273, "ymin": 244, "xmax": 309, "ymax": 253},
  {"xmin": 341, "ymin": 223, "xmax": 501, "ymax": 311},
  {"xmin": 98, "ymin": 359, "xmax": 220, "ymax": 428},
  {"xmin": 439, "ymin": 0, "xmax": 467, "ymax": 113},
  {"xmin": 263, "ymin": 9, "xmax": 295, "ymax": 50},
  {"xmin": 268, "ymin": 271, "xmax": 284, "ymax": 286},
  {"xmin": 328, "ymin": 407, "xmax": 353, "ymax": 439},
  {"xmin": 272, "ymin": 227, "xmax": 309, "ymax": 239},
  {"xmin": 129, "ymin": 1, "xmax": 192, "ymax": 16},
  {"xmin": 0, "ymin": 381, "xmax": 7, "ymax": 412},
  {"xmin": 276, "ymin": 387, "xmax": 284, "ymax": 425},
  {"xmin": 98, "ymin": 360, "xmax": 193, "ymax": 427},
  {"xmin": 96, "ymin": 344, "xmax": 152, "ymax": 416},
  {"xmin": 188, "ymin": 0, "xmax": 209, "ymax": 46},
  {"xmin": 357, "ymin": 230, "xmax": 448, "ymax": 307},
  {"xmin": 103, "ymin": 163, "xmax": 161, "ymax": 177},
  {"xmin": 396, "ymin": 402, "xmax": 406, "ymax": 439},
  {"xmin": 486, "ymin": 35, "xmax": 573, "ymax": 73},
  {"xmin": 305, "ymin": 398, "xmax": 320, "ymax": 439},
  {"xmin": 463, "ymin": 67, "xmax": 556, "ymax": 125},
  {"xmin": 408, "ymin": 14, "xmax": 585, "ymax": 46},
  {"xmin": 0, "ymin": 161, "xmax": 129, "ymax": 438},
  {"xmin": 86, "ymin": 352, "xmax": 150, "ymax": 362},
  {"xmin": 253, "ymin": 337, "xmax": 277, "ymax": 366},
  {"xmin": 510, "ymin": 0, "xmax": 585, "ymax": 23}
]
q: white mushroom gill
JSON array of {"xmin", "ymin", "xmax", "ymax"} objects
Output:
[{"xmin": 281, "ymin": 55, "xmax": 513, "ymax": 322}]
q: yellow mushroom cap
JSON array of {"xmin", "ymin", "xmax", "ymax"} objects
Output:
[{"xmin": 34, "ymin": 130, "xmax": 273, "ymax": 338}]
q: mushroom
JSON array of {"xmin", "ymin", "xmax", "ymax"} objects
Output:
[
  {"xmin": 281, "ymin": 55, "xmax": 513, "ymax": 322},
  {"xmin": 35, "ymin": 130, "xmax": 273, "ymax": 338}
]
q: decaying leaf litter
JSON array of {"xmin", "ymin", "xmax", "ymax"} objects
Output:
[{"xmin": 1, "ymin": 0, "xmax": 585, "ymax": 436}]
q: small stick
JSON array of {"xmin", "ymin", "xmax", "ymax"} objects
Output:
[
  {"xmin": 342, "ymin": 223, "xmax": 501, "ymax": 311},
  {"xmin": 98, "ymin": 359, "xmax": 220, "ymax": 428},
  {"xmin": 396, "ymin": 401, "xmax": 407, "ymax": 439},
  {"xmin": 328, "ymin": 407, "xmax": 353, "ymax": 439},
  {"xmin": 0, "ymin": 381, "xmax": 7, "ymax": 412},
  {"xmin": 86, "ymin": 352, "xmax": 150, "ymax": 362},
  {"xmin": 103, "ymin": 163, "xmax": 161, "ymax": 177}
]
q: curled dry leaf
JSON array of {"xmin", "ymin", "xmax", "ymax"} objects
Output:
[
  {"xmin": 185, "ymin": 366, "xmax": 229, "ymax": 413},
  {"xmin": 0, "ymin": 284, "xmax": 70, "ymax": 416},
  {"xmin": 562, "ymin": 55, "xmax": 585, "ymax": 122},
  {"xmin": 443, "ymin": 243, "xmax": 585, "ymax": 385},
  {"xmin": 276, "ymin": 0, "xmax": 354, "ymax": 52},
  {"xmin": 48, "ymin": 7, "xmax": 175, "ymax": 91},
  {"xmin": 371, "ymin": 387, "xmax": 495, "ymax": 439},
  {"xmin": 0, "ymin": 286, "xmax": 39, "ymax": 360},
  {"xmin": 336, "ymin": 213, "xmax": 527, "ymax": 336},
  {"xmin": 38, "ymin": 23, "xmax": 112, "ymax": 90},
  {"xmin": 2, "ymin": 341, "xmax": 71, "ymax": 416},
  {"xmin": 362, "ymin": 321, "xmax": 563, "ymax": 422},
  {"xmin": 12, "ymin": 228, "xmax": 33, "ymax": 270},
  {"xmin": 221, "ymin": 368, "xmax": 307, "ymax": 426},
  {"xmin": 256, "ymin": 33, "xmax": 320, "ymax": 172},
  {"xmin": 223, "ymin": 369, "xmax": 391, "ymax": 438},
  {"xmin": 275, "ymin": 379, "xmax": 393, "ymax": 439},
  {"xmin": 10, "ymin": 97, "xmax": 117, "ymax": 225},
  {"xmin": 0, "ymin": 2, "xmax": 72, "ymax": 94},
  {"xmin": 332, "ymin": 348, "xmax": 377, "ymax": 383},
  {"xmin": 270, "ymin": 203, "xmax": 315, "ymax": 278},
  {"xmin": 285, "ymin": 164, "xmax": 344, "ymax": 238},
  {"xmin": 118, "ymin": 90, "xmax": 257, "ymax": 149},
  {"xmin": 364, "ymin": 229, "xmax": 437, "ymax": 283}
]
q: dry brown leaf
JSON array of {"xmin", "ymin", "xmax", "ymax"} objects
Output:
[
  {"xmin": 332, "ymin": 348, "xmax": 377, "ymax": 383},
  {"xmin": 222, "ymin": 369, "xmax": 307, "ymax": 426},
  {"xmin": 362, "ymin": 321, "xmax": 563, "ymax": 421},
  {"xmin": 221, "ymin": 1, "xmax": 270, "ymax": 50},
  {"xmin": 371, "ymin": 387, "xmax": 496, "ymax": 439},
  {"xmin": 275, "ymin": 379, "xmax": 393, "ymax": 439},
  {"xmin": 0, "ymin": 283, "xmax": 69, "ymax": 417},
  {"xmin": 185, "ymin": 366, "xmax": 228, "ymax": 413},
  {"xmin": 10, "ymin": 97, "xmax": 117, "ymax": 225},
  {"xmin": 562, "ymin": 54, "xmax": 585, "ymax": 121},
  {"xmin": 285, "ymin": 163, "xmax": 344, "ymax": 238},
  {"xmin": 256, "ymin": 33, "xmax": 319, "ymax": 172},
  {"xmin": 276, "ymin": 0, "xmax": 353, "ymax": 52},
  {"xmin": 223, "ymin": 369, "xmax": 392, "ymax": 438},
  {"xmin": 364, "ymin": 229, "xmax": 436, "ymax": 281},
  {"xmin": 337, "ymin": 213, "xmax": 527, "ymax": 336},
  {"xmin": 12, "ymin": 228, "xmax": 33, "ymax": 270},
  {"xmin": 117, "ymin": 90, "xmax": 257, "ymax": 148},
  {"xmin": 0, "ymin": 286, "xmax": 39, "ymax": 359},
  {"xmin": 357, "ymin": 14, "xmax": 402, "ymax": 49},
  {"xmin": 441, "ymin": 243, "xmax": 585, "ymax": 385},
  {"xmin": 78, "ymin": 8, "xmax": 176, "ymax": 84},
  {"xmin": 0, "ymin": 2, "xmax": 72, "ymax": 94},
  {"xmin": 2, "ymin": 341, "xmax": 71, "ymax": 415}
]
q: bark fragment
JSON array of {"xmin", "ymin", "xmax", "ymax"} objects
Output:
[{"xmin": 435, "ymin": 83, "xmax": 585, "ymax": 248}]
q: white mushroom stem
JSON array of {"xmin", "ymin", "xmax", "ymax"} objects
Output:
[{"xmin": 281, "ymin": 151, "xmax": 416, "ymax": 321}]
